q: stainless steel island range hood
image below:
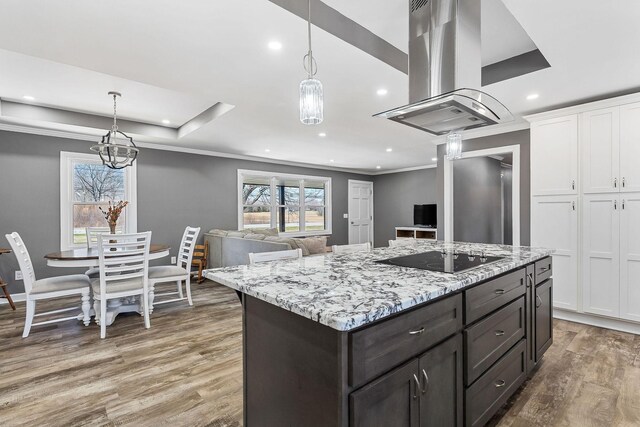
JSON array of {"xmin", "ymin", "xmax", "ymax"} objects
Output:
[{"xmin": 374, "ymin": 0, "xmax": 513, "ymax": 136}]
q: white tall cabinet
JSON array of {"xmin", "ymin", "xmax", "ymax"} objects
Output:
[{"xmin": 527, "ymin": 93, "xmax": 640, "ymax": 332}]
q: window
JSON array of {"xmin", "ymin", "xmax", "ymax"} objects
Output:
[
  {"xmin": 238, "ymin": 170, "xmax": 331, "ymax": 236},
  {"xmin": 60, "ymin": 152, "xmax": 137, "ymax": 250}
]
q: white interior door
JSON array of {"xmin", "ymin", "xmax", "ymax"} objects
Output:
[
  {"xmin": 620, "ymin": 193, "xmax": 640, "ymax": 322},
  {"xmin": 620, "ymin": 102, "xmax": 640, "ymax": 193},
  {"xmin": 348, "ymin": 180, "xmax": 373, "ymax": 245},
  {"xmin": 530, "ymin": 115, "xmax": 579, "ymax": 196},
  {"xmin": 581, "ymin": 107, "xmax": 620, "ymax": 194},
  {"xmin": 531, "ymin": 195, "xmax": 579, "ymax": 311},
  {"xmin": 582, "ymin": 194, "xmax": 620, "ymax": 317}
]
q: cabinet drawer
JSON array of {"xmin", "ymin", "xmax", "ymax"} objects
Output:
[
  {"xmin": 464, "ymin": 296, "xmax": 525, "ymax": 385},
  {"xmin": 350, "ymin": 294, "xmax": 462, "ymax": 388},
  {"xmin": 535, "ymin": 257, "xmax": 553, "ymax": 284},
  {"xmin": 465, "ymin": 340, "xmax": 527, "ymax": 427},
  {"xmin": 465, "ymin": 269, "xmax": 526, "ymax": 324}
]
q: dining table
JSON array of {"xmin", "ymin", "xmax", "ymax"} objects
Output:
[
  {"xmin": 44, "ymin": 244, "xmax": 170, "ymax": 326},
  {"xmin": 0, "ymin": 248, "xmax": 16, "ymax": 310}
]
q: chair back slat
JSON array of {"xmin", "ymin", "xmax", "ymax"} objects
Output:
[
  {"xmin": 176, "ymin": 226, "xmax": 201, "ymax": 269},
  {"xmin": 5, "ymin": 232, "xmax": 36, "ymax": 294},
  {"xmin": 249, "ymin": 248, "xmax": 303, "ymax": 264},
  {"xmin": 332, "ymin": 242, "xmax": 372, "ymax": 254},
  {"xmin": 86, "ymin": 227, "xmax": 112, "ymax": 249},
  {"xmin": 97, "ymin": 232, "xmax": 151, "ymax": 295}
]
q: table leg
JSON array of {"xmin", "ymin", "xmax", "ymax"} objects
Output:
[{"xmin": 0, "ymin": 283, "xmax": 16, "ymax": 310}]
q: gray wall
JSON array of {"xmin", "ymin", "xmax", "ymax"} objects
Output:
[
  {"xmin": 0, "ymin": 130, "xmax": 370, "ymax": 293},
  {"xmin": 373, "ymin": 168, "xmax": 438, "ymax": 247},
  {"xmin": 436, "ymin": 129, "xmax": 531, "ymax": 245},
  {"xmin": 453, "ymin": 157, "xmax": 503, "ymax": 244}
]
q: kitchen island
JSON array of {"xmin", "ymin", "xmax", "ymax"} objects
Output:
[{"xmin": 204, "ymin": 241, "xmax": 553, "ymax": 427}]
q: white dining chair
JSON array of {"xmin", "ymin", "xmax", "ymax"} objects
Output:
[
  {"xmin": 331, "ymin": 242, "xmax": 372, "ymax": 254},
  {"xmin": 93, "ymin": 231, "xmax": 152, "ymax": 339},
  {"xmin": 389, "ymin": 239, "xmax": 418, "ymax": 248},
  {"xmin": 148, "ymin": 226, "xmax": 200, "ymax": 312},
  {"xmin": 249, "ymin": 248, "xmax": 303, "ymax": 264},
  {"xmin": 84, "ymin": 227, "xmax": 112, "ymax": 278},
  {"xmin": 5, "ymin": 232, "xmax": 91, "ymax": 338}
]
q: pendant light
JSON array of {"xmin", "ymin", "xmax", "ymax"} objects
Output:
[
  {"xmin": 445, "ymin": 131, "xmax": 462, "ymax": 160},
  {"xmin": 90, "ymin": 91, "xmax": 139, "ymax": 169},
  {"xmin": 299, "ymin": 0, "xmax": 323, "ymax": 125}
]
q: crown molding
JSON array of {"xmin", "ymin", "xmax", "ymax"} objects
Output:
[
  {"xmin": 524, "ymin": 91, "xmax": 640, "ymax": 122},
  {"xmin": 371, "ymin": 164, "xmax": 437, "ymax": 175}
]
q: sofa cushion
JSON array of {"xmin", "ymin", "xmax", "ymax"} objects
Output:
[
  {"xmin": 244, "ymin": 233, "xmax": 266, "ymax": 240},
  {"xmin": 227, "ymin": 231, "xmax": 248, "ymax": 238},
  {"xmin": 242, "ymin": 228, "xmax": 279, "ymax": 237},
  {"xmin": 300, "ymin": 236, "xmax": 328, "ymax": 255}
]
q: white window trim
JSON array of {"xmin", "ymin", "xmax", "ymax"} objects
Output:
[
  {"xmin": 237, "ymin": 169, "xmax": 332, "ymax": 237},
  {"xmin": 60, "ymin": 151, "xmax": 138, "ymax": 250}
]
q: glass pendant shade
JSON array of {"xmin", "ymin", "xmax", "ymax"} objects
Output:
[
  {"xmin": 445, "ymin": 132, "xmax": 462, "ymax": 160},
  {"xmin": 299, "ymin": 78, "xmax": 324, "ymax": 125}
]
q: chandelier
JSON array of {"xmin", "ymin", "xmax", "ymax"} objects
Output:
[
  {"xmin": 90, "ymin": 91, "xmax": 139, "ymax": 169},
  {"xmin": 299, "ymin": 0, "xmax": 323, "ymax": 125}
]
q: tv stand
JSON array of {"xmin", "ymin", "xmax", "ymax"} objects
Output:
[{"xmin": 395, "ymin": 226, "xmax": 437, "ymax": 241}]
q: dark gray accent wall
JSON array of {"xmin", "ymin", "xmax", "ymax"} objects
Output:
[
  {"xmin": 452, "ymin": 157, "xmax": 503, "ymax": 244},
  {"xmin": 0, "ymin": 130, "xmax": 370, "ymax": 294},
  {"xmin": 436, "ymin": 129, "xmax": 531, "ymax": 245},
  {"xmin": 373, "ymin": 168, "xmax": 437, "ymax": 247}
]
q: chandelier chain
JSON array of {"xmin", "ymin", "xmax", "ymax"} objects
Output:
[{"xmin": 112, "ymin": 93, "xmax": 118, "ymax": 132}]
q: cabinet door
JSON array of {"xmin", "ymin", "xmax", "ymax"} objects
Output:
[
  {"xmin": 620, "ymin": 193, "xmax": 640, "ymax": 322},
  {"xmin": 531, "ymin": 196, "xmax": 578, "ymax": 311},
  {"xmin": 350, "ymin": 359, "xmax": 419, "ymax": 427},
  {"xmin": 418, "ymin": 334, "xmax": 463, "ymax": 427},
  {"xmin": 525, "ymin": 264, "xmax": 536, "ymax": 374},
  {"xmin": 620, "ymin": 102, "xmax": 640, "ymax": 193},
  {"xmin": 535, "ymin": 279, "xmax": 553, "ymax": 361},
  {"xmin": 582, "ymin": 195, "xmax": 620, "ymax": 317},
  {"xmin": 531, "ymin": 115, "xmax": 578, "ymax": 195},
  {"xmin": 582, "ymin": 107, "xmax": 620, "ymax": 194}
]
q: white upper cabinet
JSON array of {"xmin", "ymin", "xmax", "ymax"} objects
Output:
[
  {"xmin": 581, "ymin": 107, "xmax": 620, "ymax": 194},
  {"xmin": 620, "ymin": 102, "xmax": 640, "ymax": 193},
  {"xmin": 531, "ymin": 115, "xmax": 578, "ymax": 196},
  {"xmin": 531, "ymin": 195, "xmax": 579, "ymax": 311},
  {"xmin": 619, "ymin": 193, "xmax": 640, "ymax": 322},
  {"xmin": 582, "ymin": 195, "xmax": 620, "ymax": 318}
]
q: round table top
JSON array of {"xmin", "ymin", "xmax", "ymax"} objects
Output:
[{"xmin": 44, "ymin": 244, "xmax": 170, "ymax": 261}]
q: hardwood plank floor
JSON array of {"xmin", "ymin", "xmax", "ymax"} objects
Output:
[{"xmin": 0, "ymin": 282, "xmax": 638, "ymax": 426}]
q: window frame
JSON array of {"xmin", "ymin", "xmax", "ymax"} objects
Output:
[
  {"xmin": 60, "ymin": 151, "xmax": 138, "ymax": 250},
  {"xmin": 237, "ymin": 169, "xmax": 332, "ymax": 237}
]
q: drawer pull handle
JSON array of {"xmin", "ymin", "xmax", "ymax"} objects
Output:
[
  {"xmin": 539, "ymin": 266, "xmax": 550, "ymax": 273},
  {"xmin": 527, "ymin": 273, "xmax": 534, "ymax": 288},
  {"xmin": 409, "ymin": 327, "xmax": 425, "ymax": 336},
  {"xmin": 536, "ymin": 295, "xmax": 543, "ymax": 308},
  {"xmin": 495, "ymin": 330, "xmax": 505, "ymax": 336},
  {"xmin": 495, "ymin": 379, "xmax": 506, "ymax": 388},
  {"xmin": 495, "ymin": 289, "xmax": 506, "ymax": 295},
  {"xmin": 421, "ymin": 369, "xmax": 429, "ymax": 395},
  {"xmin": 413, "ymin": 374, "xmax": 420, "ymax": 400}
]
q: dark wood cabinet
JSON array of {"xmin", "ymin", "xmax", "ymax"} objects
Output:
[
  {"xmin": 350, "ymin": 359, "xmax": 420, "ymax": 427},
  {"xmin": 535, "ymin": 279, "xmax": 553, "ymax": 360},
  {"xmin": 419, "ymin": 334, "xmax": 463, "ymax": 427}
]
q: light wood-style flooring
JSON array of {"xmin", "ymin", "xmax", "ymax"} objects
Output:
[{"xmin": 0, "ymin": 282, "xmax": 639, "ymax": 426}]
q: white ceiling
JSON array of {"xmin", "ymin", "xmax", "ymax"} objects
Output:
[{"xmin": 0, "ymin": 0, "xmax": 639, "ymax": 173}]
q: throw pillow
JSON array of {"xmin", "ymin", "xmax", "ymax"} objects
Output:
[
  {"xmin": 299, "ymin": 236, "xmax": 328, "ymax": 255},
  {"xmin": 292, "ymin": 239, "xmax": 311, "ymax": 257},
  {"xmin": 244, "ymin": 233, "xmax": 266, "ymax": 240}
]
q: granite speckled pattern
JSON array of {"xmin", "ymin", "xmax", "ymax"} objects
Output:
[{"xmin": 204, "ymin": 241, "xmax": 553, "ymax": 331}]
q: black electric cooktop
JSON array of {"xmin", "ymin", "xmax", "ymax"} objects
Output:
[{"xmin": 376, "ymin": 250, "xmax": 504, "ymax": 274}]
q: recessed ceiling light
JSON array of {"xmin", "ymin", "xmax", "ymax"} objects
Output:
[
  {"xmin": 23, "ymin": 95, "xmax": 35, "ymax": 101},
  {"xmin": 376, "ymin": 165, "xmax": 381, "ymax": 169},
  {"xmin": 268, "ymin": 41, "xmax": 282, "ymax": 50},
  {"xmin": 386, "ymin": 148, "xmax": 393, "ymax": 152},
  {"xmin": 527, "ymin": 93, "xmax": 539, "ymax": 100},
  {"xmin": 376, "ymin": 88, "xmax": 388, "ymax": 96},
  {"xmin": 265, "ymin": 148, "xmax": 271, "ymax": 153},
  {"xmin": 431, "ymin": 157, "xmax": 437, "ymax": 162},
  {"xmin": 162, "ymin": 119, "xmax": 170, "ymax": 124},
  {"xmin": 329, "ymin": 159, "xmax": 334, "ymax": 163},
  {"xmin": 318, "ymin": 132, "xmax": 326, "ymax": 137}
]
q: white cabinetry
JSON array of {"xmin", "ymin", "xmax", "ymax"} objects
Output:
[
  {"xmin": 581, "ymin": 108, "xmax": 619, "ymax": 194},
  {"xmin": 620, "ymin": 102, "xmax": 640, "ymax": 193},
  {"xmin": 531, "ymin": 196, "xmax": 578, "ymax": 311},
  {"xmin": 620, "ymin": 193, "xmax": 640, "ymax": 322},
  {"xmin": 531, "ymin": 115, "xmax": 578, "ymax": 196}
]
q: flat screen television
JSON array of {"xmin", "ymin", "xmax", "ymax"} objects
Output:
[{"xmin": 414, "ymin": 204, "xmax": 437, "ymax": 227}]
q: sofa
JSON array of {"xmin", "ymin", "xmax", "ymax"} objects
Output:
[{"xmin": 204, "ymin": 228, "xmax": 328, "ymax": 268}]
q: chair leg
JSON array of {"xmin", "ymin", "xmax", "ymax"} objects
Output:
[
  {"xmin": 177, "ymin": 280, "xmax": 184, "ymax": 299},
  {"xmin": 81, "ymin": 292, "xmax": 91, "ymax": 326},
  {"xmin": 148, "ymin": 284, "xmax": 155, "ymax": 314},
  {"xmin": 185, "ymin": 276, "xmax": 193, "ymax": 306},
  {"xmin": 1, "ymin": 285, "xmax": 16, "ymax": 310},
  {"xmin": 142, "ymin": 291, "xmax": 151, "ymax": 329},
  {"xmin": 197, "ymin": 263, "xmax": 204, "ymax": 284},
  {"xmin": 100, "ymin": 299, "xmax": 107, "ymax": 339},
  {"xmin": 22, "ymin": 299, "xmax": 35, "ymax": 338},
  {"xmin": 93, "ymin": 298, "xmax": 100, "ymax": 326}
]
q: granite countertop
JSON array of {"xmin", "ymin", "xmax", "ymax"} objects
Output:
[{"xmin": 203, "ymin": 241, "xmax": 553, "ymax": 331}]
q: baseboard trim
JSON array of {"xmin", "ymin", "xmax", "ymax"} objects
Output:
[
  {"xmin": 0, "ymin": 292, "xmax": 25, "ymax": 305},
  {"xmin": 554, "ymin": 308, "xmax": 640, "ymax": 335}
]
